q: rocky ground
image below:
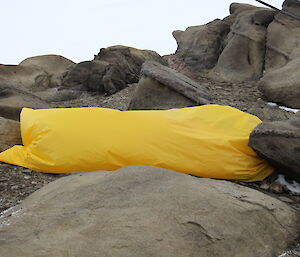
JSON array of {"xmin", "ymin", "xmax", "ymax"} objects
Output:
[
  {"xmin": 1, "ymin": 1, "xmax": 300, "ymax": 255},
  {"xmin": 0, "ymin": 85, "xmax": 136, "ymax": 213},
  {"xmin": 1, "ymin": 79, "xmax": 299, "ymax": 215}
]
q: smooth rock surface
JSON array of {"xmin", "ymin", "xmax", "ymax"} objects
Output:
[
  {"xmin": 213, "ymin": 6, "xmax": 275, "ymax": 81},
  {"xmin": 258, "ymin": 57, "xmax": 300, "ymax": 109},
  {"xmin": 0, "ymin": 166, "xmax": 299, "ymax": 257},
  {"xmin": 129, "ymin": 61, "xmax": 212, "ymax": 110},
  {"xmin": 0, "ymin": 83, "xmax": 50, "ymax": 120},
  {"xmin": 249, "ymin": 112, "xmax": 300, "ymax": 181},
  {"xmin": 20, "ymin": 55, "xmax": 75, "ymax": 88},
  {"xmin": 0, "ymin": 64, "xmax": 48, "ymax": 90},
  {"xmin": 0, "ymin": 117, "xmax": 21, "ymax": 152}
]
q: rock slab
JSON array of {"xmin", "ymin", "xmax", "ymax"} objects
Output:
[
  {"xmin": 129, "ymin": 61, "xmax": 212, "ymax": 110},
  {"xmin": 0, "ymin": 166, "xmax": 298, "ymax": 257},
  {"xmin": 249, "ymin": 112, "xmax": 300, "ymax": 182}
]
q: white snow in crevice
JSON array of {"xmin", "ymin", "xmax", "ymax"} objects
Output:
[
  {"xmin": 0, "ymin": 207, "xmax": 24, "ymax": 228},
  {"xmin": 278, "ymin": 243, "xmax": 300, "ymax": 257},
  {"xmin": 267, "ymin": 102, "xmax": 299, "ymax": 113},
  {"xmin": 278, "ymin": 252, "xmax": 289, "ymax": 257},
  {"xmin": 0, "ymin": 207, "xmax": 14, "ymax": 218},
  {"xmin": 275, "ymin": 175, "xmax": 300, "ymax": 194}
]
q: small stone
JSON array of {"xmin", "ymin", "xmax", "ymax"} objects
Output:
[
  {"xmin": 278, "ymin": 196, "xmax": 294, "ymax": 203},
  {"xmin": 269, "ymin": 183, "xmax": 285, "ymax": 194},
  {"xmin": 22, "ymin": 169, "xmax": 32, "ymax": 173}
]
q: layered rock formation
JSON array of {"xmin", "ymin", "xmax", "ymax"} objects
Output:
[
  {"xmin": 173, "ymin": 0, "xmax": 300, "ymax": 109},
  {"xmin": 213, "ymin": 6, "xmax": 275, "ymax": 81},
  {"xmin": 264, "ymin": 0, "xmax": 300, "ymax": 72}
]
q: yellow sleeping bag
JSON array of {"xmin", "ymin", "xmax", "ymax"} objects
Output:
[{"xmin": 0, "ymin": 105, "xmax": 273, "ymax": 182}]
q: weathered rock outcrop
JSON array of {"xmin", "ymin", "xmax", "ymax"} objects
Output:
[
  {"xmin": 19, "ymin": 55, "xmax": 75, "ymax": 89},
  {"xmin": 0, "ymin": 64, "xmax": 48, "ymax": 90},
  {"xmin": 0, "ymin": 166, "xmax": 298, "ymax": 257},
  {"xmin": 249, "ymin": 111, "xmax": 300, "ymax": 181},
  {"xmin": 213, "ymin": 5, "xmax": 276, "ymax": 81},
  {"xmin": 258, "ymin": 57, "xmax": 300, "ymax": 108},
  {"xmin": 173, "ymin": 18, "xmax": 232, "ymax": 71},
  {"xmin": 62, "ymin": 60, "xmax": 127, "ymax": 95},
  {"xmin": 255, "ymin": 0, "xmax": 300, "ymax": 109},
  {"xmin": 129, "ymin": 61, "xmax": 212, "ymax": 110},
  {"xmin": 0, "ymin": 117, "xmax": 21, "ymax": 152},
  {"xmin": 62, "ymin": 46, "xmax": 165, "ymax": 95},
  {"xmin": 0, "ymin": 83, "xmax": 50, "ymax": 120},
  {"xmin": 165, "ymin": 55, "xmax": 198, "ymax": 80},
  {"xmin": 264, "ymin": 0, "xmax": 300, "ymax": 72},
  {"xmin": 94, "ymin": 45, "xmax": 167, "ymax": 84}
]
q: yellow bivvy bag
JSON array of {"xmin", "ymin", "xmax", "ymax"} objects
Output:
[{"xmin": 0, "ymin": 105, "xmax": 273, "ymax": 182}]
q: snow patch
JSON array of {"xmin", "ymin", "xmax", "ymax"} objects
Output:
[
  {"xmin": 275, "ymin": 175, "xmax": 300, "ymax": 194},
  {"xmin": 267, "ymin": 102, "xmax": 299, "ymax": 113},
  {"xmin": 278, "ymin": 243, "xmax": 300, "ymax": 257},
  {"xmin": 0, "ymin": 207, "xmax": 25, "ymax": 228}
]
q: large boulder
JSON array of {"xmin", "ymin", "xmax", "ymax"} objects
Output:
[
  {"xmin": 0, "ymin": 117, "xmax": 21, "ymax": 152},
  {"xmin": 94, "ymin": 45, "xmax": 167, "ymax": 84},
  {"xmin": 264, "ymin": 0, "xmax": 300, "ymax": 72},
  {"xmin": 172, "ymin": 18, "xmax": 232, "ymax": 72},
  {"xmin": 62, "ymin": 60, "xmax": 127, "ymax": 95},
  {"xmin": 249, "ymin": 111, "xmax": 300, "ymax": 181},
  {"xmin": 212, "ymin": 5, "xmax": 275, "ymax": 81},
  {"xmin": 19, "ymin": 55, "xmax": 75, "ymax": 88},
  {"xmin": 128, "ymin": 61, "xmax": 212, "ymax": 110},
  {"xmin": 258, "ymin": 57, "xmax": 300, "ymax": 109},
  {"xmin": 0, "ymin": 64, "xmax": 48, "ymax": 90},
  {"xmin": 0, "ymin": 166, "xmax": 298, "ymax": 257},
  {"xmin": 0, "ymin": 83, "xmax": 50, "ymax": 121}
]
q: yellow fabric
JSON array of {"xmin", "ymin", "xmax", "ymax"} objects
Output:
[{"xmin": 0, "ymin": 105, "xmax": 273, "ymax": 182}]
